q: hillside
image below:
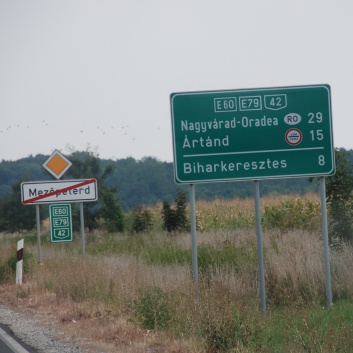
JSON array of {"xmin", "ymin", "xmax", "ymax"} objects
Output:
[{"xmin": 0, "ymin": 150, "xmax": 337, "ymax": 210}]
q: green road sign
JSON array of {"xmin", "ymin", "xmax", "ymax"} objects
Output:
[
  {"xmin": 49, "ymin": 204, "xmax": 73, "ymax": 242},
  {"xmin": 170, "ymin": 84, "xmax": 335, "ymax": 184}
]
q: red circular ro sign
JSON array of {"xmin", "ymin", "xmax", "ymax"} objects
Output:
[{"xmin": 285, "ymin": 128, "xmax": 303, "ymax": 146}]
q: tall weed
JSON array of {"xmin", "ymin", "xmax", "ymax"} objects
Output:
[{"xmin": 132, "ymin": 286, "xmax": 171, "ymax": 330}]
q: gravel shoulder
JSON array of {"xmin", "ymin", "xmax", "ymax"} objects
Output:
[
  {"xmin": 0, "ymin": 284, "xmax": 187, "ymax": 353},
  {"xmin": 0, "ymin": 285, "xmax": 112, "ymax": 353},
  {"xmin": 0, "ymin": 303, "xmax": 88, "ymax": 353}
]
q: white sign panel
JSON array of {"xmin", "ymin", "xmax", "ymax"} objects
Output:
[{"xmin": 21, "ymin": 179, "xmax": 98, "ymax": 205}]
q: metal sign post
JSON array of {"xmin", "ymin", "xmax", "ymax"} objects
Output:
[
  {"xmin": 36, "ymin": 204, "xmax": 42, "ymax": 263},
  {"xmin": 254, "ymin": 181, "xmax": 266, "ymax": 314},
  {"xmin": 22, "ymin": 178, "xmax": 97, "ymax": 259},
  {"xmin": 170, "ymin": 84, "xmax": 335, "ymax": 313},
  {"xmin": 320, "ymin": 176, "xmax": 333, "ymax": 308},
  {"xmin": 189, "ymin": 184, "xmax": 199, "ymax": 305},
  {"xmin": 21, "ymin": 150, "xmax": 98, "ymax": 261},
  {"xmin": 80, "ymin": 202, "xmax": 86, "ymax": 256}
]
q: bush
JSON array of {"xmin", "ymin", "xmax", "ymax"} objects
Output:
[
  {"xmin": 201, "ymin": 305, "xmax": 251, "ymax": 353},
  {"xmin": 132, "ymin": 286, "xmax": 171, "ymax": 330},
  {"xmin": 130, "ymin": 206, "xmax": 153, "ymax": 234},
  {"xmin": 0, "ymin": 252, "xmax": 16, "ymax": 283},
  {"xmin": 0, "ymin": 249, "xmax": 37, "ymax": 284}
]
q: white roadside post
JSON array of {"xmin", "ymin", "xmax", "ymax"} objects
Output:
[{"xmin": 16, "ymin": 239, "xmax": 24, "ymax": 285}]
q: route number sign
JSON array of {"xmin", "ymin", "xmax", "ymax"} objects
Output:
[
  {"xmin": 49, "ymin": 204, "xmax": 73, "ymax": 242},
  {"xmin": 170, "ymin": 84, "xmax": 335, "ymax": 184}
]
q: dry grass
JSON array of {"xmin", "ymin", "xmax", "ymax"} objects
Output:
[
  {"xmin": 1, "ymin": 194, "xmax": 353, "ymax": 352},
  {"xmin": 2, "ymin": 230, "xmax": 352, "ymax": 351}
]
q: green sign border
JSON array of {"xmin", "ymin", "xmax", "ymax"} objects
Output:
[
  {"xmin": 49, "ymin": 204, "xmax": 73, "ymax": 242},
  {"xmin": 170, "ymin": 84, "xmax": 335, "ymax": 184}
]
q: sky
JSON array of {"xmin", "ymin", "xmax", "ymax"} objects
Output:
[{"xmin": 1, "ymin": 0, "xmax": 353, "ymax": 163}]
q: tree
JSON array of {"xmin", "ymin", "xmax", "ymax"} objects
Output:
[
  {"xmin": 325, "ymin": 148, "xmax": 353, "ymax": 242},
  {"xmin": 162, "ymin": 201, "xmax": 178, "ymax": 233},
  {"xmin": 1, "ymin": 153, "xmax": 323, "ymax": 209},
  {"xmin": 175, "ymin": 189, "xmax": 189, "ymax": 231},
  {"xmin": 130, "ymin": 206, "xmax": 153, "ymax": 234},
  {"xmin": 161, "ymin": 189, "xmax": 190, "ymax": 234},
  {"xmin": 65, "ymin": 151, "xmax": 122, "ymax": 232},
  {"xmin": 100, "ymin": 189, "xmax": 124, "ymax": 232},
  {"xmin": 0, "ymin": 180, "xmax": 46, "ymax": 232}
]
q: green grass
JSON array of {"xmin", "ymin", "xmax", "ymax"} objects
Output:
[
  {"xmin": 2, "ymin": 194, "xmax": 353, "ymax": 352},
  {"xmin": 255, "ymin": 302, "xmax": 353, "ymax": 352}
]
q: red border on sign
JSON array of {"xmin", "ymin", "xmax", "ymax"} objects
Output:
[
  {"xmin": 285, "ymin": 128, "xmax": 303, "ymax": 146},
  {"xmin": 22, "ymin": 179, "xmax": 96, "ymax": 205}
]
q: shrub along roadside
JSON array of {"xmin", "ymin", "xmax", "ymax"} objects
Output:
[
  {"xmin": 132, "ymin": 286, "xmax": 171, "ymax": 330},
  {"xmin": 0, "ymin": 243, "xmax": 37, "ymax": 284}
]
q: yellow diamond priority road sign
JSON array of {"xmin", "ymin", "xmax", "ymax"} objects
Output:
[{"xmin": 43, "ymin": 150, "xmax": 72, "ymax": 179}]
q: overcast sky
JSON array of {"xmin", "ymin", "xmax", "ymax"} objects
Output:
[{"xmin": 1, "ymin": 0, "xmax": 353, "ymax": 162}]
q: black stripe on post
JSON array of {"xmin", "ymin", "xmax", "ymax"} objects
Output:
[{"xmin": 17, "ymin": 248, "xmax": 23, "ymax": 262}]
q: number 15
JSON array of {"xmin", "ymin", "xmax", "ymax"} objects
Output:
[{"xmin": 310, "ymin": 130, "xmax": 323, "ymax": 141}]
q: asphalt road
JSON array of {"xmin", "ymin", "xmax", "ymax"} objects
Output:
[{"xmin": 0, "ymin": 324, "xmax": 38, "ymax": 353}]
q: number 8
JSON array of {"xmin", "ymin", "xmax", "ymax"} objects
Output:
[{"xmin": 318, "ymin": 155, "xmax": 325, "ymax": 166}]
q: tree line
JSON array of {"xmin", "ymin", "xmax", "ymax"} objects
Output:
[
  {"xmin": 2, "ymin": 148, "xmax": 353, "ymax": 242},
  {"xmin": 0, "ymin": 150, "xmax": 321, "ymax": 210}
]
